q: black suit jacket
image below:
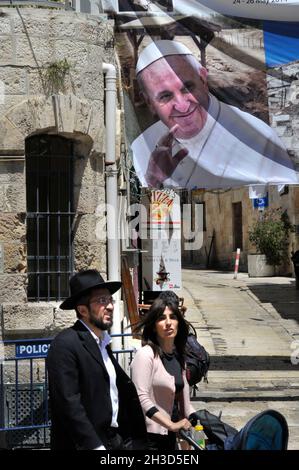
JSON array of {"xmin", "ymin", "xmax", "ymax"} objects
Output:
[{"xmin": 46, "ymin": 321, "xmax": 147, "ymax": 450}]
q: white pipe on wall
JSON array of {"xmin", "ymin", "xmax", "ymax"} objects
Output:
[{"xmin": 102, "ymin": 63, "xmax": 122, "ymax": 350}]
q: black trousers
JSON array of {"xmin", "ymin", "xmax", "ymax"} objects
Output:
[
  {"xmin": 146, "ymin": 431, "xmax": 177, "ymax": 451},
  {"xmin": 106, "ymin": 428, "xmax": 124, "ymax": 450}
]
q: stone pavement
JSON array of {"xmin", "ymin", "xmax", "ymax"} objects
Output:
[{"xmin": 179, "ymin": 269, "xmax": 299, "ymax": 450}]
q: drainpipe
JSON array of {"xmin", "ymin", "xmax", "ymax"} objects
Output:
[{"xmin": 102, "ymin": 63, "xmax": 121, "ymax": 350}]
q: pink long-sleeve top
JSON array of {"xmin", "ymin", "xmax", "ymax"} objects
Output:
[{"xmin": 130, "ymin": 345, "xmax": 195, "ymax": 435}]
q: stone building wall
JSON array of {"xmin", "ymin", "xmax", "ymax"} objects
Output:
[
  {"xmin": 0, "ymin": 8, "xmax": 115, "ymax": 338},
  {"xmin": 182, "ymin": 187, "xmax": 254, "ymax": 271},
  {"xmin": 182, "ymin": 185, "xmax": 298, "ymax": 274}
]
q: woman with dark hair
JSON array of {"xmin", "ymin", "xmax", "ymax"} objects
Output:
[{"xmin": 131, "ymin": 297, "xmax": 196, "ymax": 451}]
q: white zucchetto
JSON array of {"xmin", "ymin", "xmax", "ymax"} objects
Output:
[{"xmin": 136, "ymin": 40, "xmax": 193, "ymax": 75}]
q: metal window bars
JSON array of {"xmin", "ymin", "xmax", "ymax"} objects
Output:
[{"xmin": 25, "ymin": 135, "xmax": 75, "ymax": 301}]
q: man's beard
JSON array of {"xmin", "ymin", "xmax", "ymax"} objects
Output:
[{"xmin": 89, "ymin": 312, "xmax": 113, "ymax": 331}]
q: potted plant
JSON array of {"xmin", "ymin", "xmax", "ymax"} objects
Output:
[{"xmin": 248, "ymin": 208, "xmax": 294, "ymax": 277}]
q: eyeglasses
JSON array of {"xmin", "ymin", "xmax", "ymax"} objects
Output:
[{"xmin": 89, "ymin": 296, "xmax": 115, "ymax": 306}]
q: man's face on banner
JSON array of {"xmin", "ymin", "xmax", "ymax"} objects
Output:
[{"xmin": 140, "ymin": 55, "xmax": 210, "ymax": 140}]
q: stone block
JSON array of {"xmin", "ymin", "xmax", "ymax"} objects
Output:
[
  {"xmin": 82, "ymin": 72, "xmax": 104, "ymax": 100},
  {"xmin": 39, "ymin": 94, "xmax": 96, "ymax": 136},
  {"xmin": 0, "ymin": 160, "xmax": 24, "ymax": 185},
  {"xmin": 0, "ymin": 16, "xmax": 11, "ymax": 34},
  {"xmin": 0, "ymin": 183, "xmax": 26, "ymax": 212},
  {"xmin": 27, "ymin": 70, "xmax": 47, "ymax": 97},
  {"xmin": 87, "ymin": 101, "xmax": 105, "ymax": 145},
  {"xmin": 2, "ymin": 242, "xmax": 27, "ymax": 273},
  {"xmin": 89, "ymin": 150, "xmax": 105, "ymax": 177},
  {"xmin": 91, "ymin": 127, "xmax": 106, "ymax": 154},
  {"xmin": 88, "ymin": 44, "xmax": 106, "ymax": 73},
  {"xmin": 0, "ymin": 213, "xmax": 26, "ymax": 242},
  {"xmin": 74, "ymin": 151, "xmax": 105, "ymax": 187},
  {"xmin": 74, "ymin": 241, "xmax": 106, "ymax": 272},
  {"xmin": 15, "ymin": 35, "xmax": 55, "ymax": 67},
  {"xmin": 6, "ymin": 98, "xmax": 54, "ymax": 138},
  {"xmin": 77, "ymin": 19, "xmax": 101, "ymax": 44},
  {"xmin": 0, "ymin": 35, "xmax": 14, "ymax": 65},
  {"xmin": 74, "ymin": 98, "xmax": 93, "ymax": 135},
  {"xmin": 48, "ymin": 16, "xmax": 78, "ymax": 40},
  {"xmin": 73, "ymin": 214, "xmax": 100, "ymax": 244},
  {"xmin": 52, "ymin": 94, "xmax": 77, "ymax": 133},
  {"xmin": 13, "ymin": 14, "xmax": 49, "ymax": 37},
  {"xmin": 0, "ymin": 67, "xmax": 27, "ymax": 95},
  {"xmin": 2, "ymin": 302, "xmax": 54, "ymax": 335},
  {"xmin": 0, "ymin": 95, "xmax": 23, "ymax": 117},
  {"xmin": 4, "ymin": 101, "xmax": 36, "ymax": 138},
  {"xmin": 60, "ymin": 68, "xmax": 84, "ymax": 99},
  {"xmin": 74, "ymin": 184, "xmax": 105, "ymax": 213},
  {"xmin": 30, "ymin": 97, "xmax": 56, "ymax": 130},
  {"xmin": 0, "ymin": 117, "xmax": 24, "ymax": 155},
  {"xmin": 54, "ymin": 39, "xmax": 89, "ymax": 70},
  {"xmin": 52, "ymin": 306, "xmax": 76, "ymax": 332},
  {"xmin": 96, "ymin": 20, "xmax": 114, "ymax": 47},
  {"xmin": 0, "ymin": 274, "xmax": 27, "ymax": 303}
]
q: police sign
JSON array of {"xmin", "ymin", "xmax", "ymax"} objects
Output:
[{"xmin": 16, "ymin": 340, "xmax": 52, "ymax": 358}]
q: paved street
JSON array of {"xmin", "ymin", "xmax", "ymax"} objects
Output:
[{"xmin": 180, "ymin": 269, "xmax": 299, "ymax": 450}]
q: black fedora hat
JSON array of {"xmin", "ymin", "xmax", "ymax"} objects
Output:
[{"xmin": 60, "ymin": 269, "xmax": 122, "ymax": 310}]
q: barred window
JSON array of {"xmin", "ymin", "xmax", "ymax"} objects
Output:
[{"xmin": 25, "ymin": 135, "xmax": 74, "ymax": 301}]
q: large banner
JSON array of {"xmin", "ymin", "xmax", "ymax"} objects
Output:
[
  {"xmin": 110, "ymin": 1, "xmax": 299, "ymax": 190},
  {"xmin": 104, "ymin": 1, "xmax": 299, "ymax": 20}
]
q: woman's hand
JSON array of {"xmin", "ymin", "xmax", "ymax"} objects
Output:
[{"xmin": 169, "ymin": 418, "xmax": 191, "ymax": 433}]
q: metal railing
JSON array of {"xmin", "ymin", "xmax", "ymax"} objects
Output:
[{"xmin": 0, "ymin": 334, "xmax": 136, "ymax": 449}]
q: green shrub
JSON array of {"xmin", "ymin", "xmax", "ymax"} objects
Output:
[
  {"xmin": 248, "ymin": 208, "xmax": 294, "ymax": 267},
  {"xmin": 43, "ymin": 58, "xmax": 71, "ymax": 95}
]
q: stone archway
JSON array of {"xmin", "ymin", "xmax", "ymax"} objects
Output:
[{"xmin": 0, "ymin": 94, "xmax": 104, "ymax": 155}]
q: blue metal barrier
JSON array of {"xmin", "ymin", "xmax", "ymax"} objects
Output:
[{"xmin": 0, "ymin": 334, "xmax": 135, "ymax": 449}]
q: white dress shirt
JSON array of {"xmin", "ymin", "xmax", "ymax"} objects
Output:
[{"xmin": 79, "ymin": 320, "xmax": 119, "ymax": 450}]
